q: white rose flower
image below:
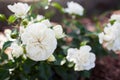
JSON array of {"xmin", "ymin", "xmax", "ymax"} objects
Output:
[
  {"xmin": 21, "ymin": 23, "xmax": 57, "ymax": 61},
  {"xmin": 7, "ymin": 2, "xmax": 30, "ymax": 18},
  {"xmin": 10, "ymin": 42, "xmax": 23, "ymax": 58},
  {"xmin": 64, "ymin": 1, "xmax": 84, "ymax": 16},
  {"xmin": 66, "ymin": 45, "xmax": 96, "ymax": 71},
  {"xmin": 53, "ymin": 25, "xmax": 65, "ymax": 39},
  {"xmin": 98, "ymin": 21, "xmax": 120, "ymax": 51},
  {"xmin": 98, "ymin": 24, "xmax": 115, "ymax": 44}
]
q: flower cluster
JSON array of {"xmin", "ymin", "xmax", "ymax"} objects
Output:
[
  {"xmin": 7, "ymin": 2, "xmax": 65, "ymax": 61},
  {"xmin": 99, "ymin": 14, "xmax": 120, "ymax": 52}
]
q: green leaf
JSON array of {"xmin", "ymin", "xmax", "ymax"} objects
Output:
[
  {"xmin": 8, "ymin": 15, "xmax": 17, "ymax": 24},
  {"xmin": 21, "ymin": 19, "xmax": 28, "ymax": 26},
  {"xmin": 80, "ymin": 71, "xmax": 91, "ymax": 78},
  {"xmin": 1, "ymin": 60, "xmax": 15, "ymax": 69},
  {"xmin": 38, "ymin": 62, "xmax": 52, "ymax": 80},
  {"xmin": 44, "ymin": 10, "xmax": 54, "ymax": 19},
  {"xmin": 74, "ymin": 21, "xmax": 87, "ymax": 35},
  {"xmin": 54, "ymin": 66, "xmax": 77, "ymax": 80},
  {"xmin": 80, "ymin": 41, "xmax": 89, "ymax": 46},
  {"xmin": 11, "ymin": 29, "xmax": 19, "ymax": 39},
  {"xmin": 0, "ymin": 41, "xmax": 12, "ymax": 60},
  {"xmin": 22, "ymin": 59, "xmax": 36, "ymax": 74},
  {"xmin": 0, "ymin": 14, "xmax": 6, "ymax": 21},
  {"xmin": 54, "ymin": 54, "xmax": 65, "ymax": 65},
  {"xmin": 51, "ymin": 2, "xmax": 63, "ymax": 12},
  {"xmin": 0, "ymin": 69, "xmax": 10, "ymax": 80},
  {"xmin": 2, "ymin": 41, "xmax": 12, "ymax": 51},
  {"xmin": 1, "ymin": 41, "xmax": 12, "ymax": 54},
  {"xmin": 110, "ymin": 20, "xmax": 115, "ymax": 25},
  {"xmin": 54, "ymin": 67, "xmax": 68, "ymax": 80},
  {"xmin": 1, "ymin": 53, "xmax": 8, "ymax": 60}
]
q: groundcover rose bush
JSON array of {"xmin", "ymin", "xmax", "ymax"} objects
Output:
[{"xmin": 0, "ymin": 1, "xmax": 119, "ymax": 80}]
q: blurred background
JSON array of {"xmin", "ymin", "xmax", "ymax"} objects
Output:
[
  {"xmin": 1, "ymin": 0, "xmax": 120, "ymax": 27},
  {"xmin": 1, "ymin": 0, "xmax": 120, "ymax": 16}
]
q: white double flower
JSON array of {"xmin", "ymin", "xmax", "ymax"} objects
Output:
[
  {"xmin": 66, "ymin": 45, "xmax": 96, "ymax": 71},
  {"xmin": 21, "ymin": 23, "xmax": 57, "ymax": 61},
  {"xmin": 99, "ymin": 21, "xmax": 120, "ymax": 51},
  {"xmin": 64, "ymin": 1, "xmax": 84, "ymax": 16},
  {"xmin": 7, "ymin": 2, "xmax": 30, "ymax": 18},
  {"xmin": 10, "ymin": 42, "xmax": 23, "ymax": 58},
  {"xmin": 53, "ymin": 25, "xmax": 65, "ymax": 39}
]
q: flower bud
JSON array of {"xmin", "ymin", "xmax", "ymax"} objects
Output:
[{"xmin": 47, "ymin": 55, "xmax": 56, "ymax": 62}]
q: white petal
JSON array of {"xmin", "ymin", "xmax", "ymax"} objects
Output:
[
  {"xmin": 98, "ymin": 32, "xmax": 104, "ymax": 44},
  {"xmin": 41, "ymin": 19, "xmax": 52, "ymax": 27},
  {"xmin": 80, "ymin": 45, "xmax": 91, "ymax": 52},
  {"xmin": 53, "ymin": 25, "xmax": 64, "ymax": 39}
]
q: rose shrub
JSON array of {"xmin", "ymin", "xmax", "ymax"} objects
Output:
[{"xmin": 0, "ymin": 1, "xmax": 119, "ymax": 80}]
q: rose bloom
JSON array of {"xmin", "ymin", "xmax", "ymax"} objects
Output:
[
  {"xmin": 98, "ymin": 21, "xmax": 120, "ymax": 52},
  {"xmin": 21, "ymin": 23, "xmax": 57, "ymax": 61},
  {"xmin": 7, "ymin": 2, "xmax": 30, "ymax": 18},
  {"xmin": 10, "ymin": 42, "xmax": 23, "ymax": 58},
  {"xmin": 64, "ymin": 1, "xmax": 84, "ymax": 16},
  {"xmin": 66, "ymin": 45, "xmax": 96, "ymax": 71},
  {"xmin": 53, "ymin": 25, "xmax": 65, "ymax": 39}
]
